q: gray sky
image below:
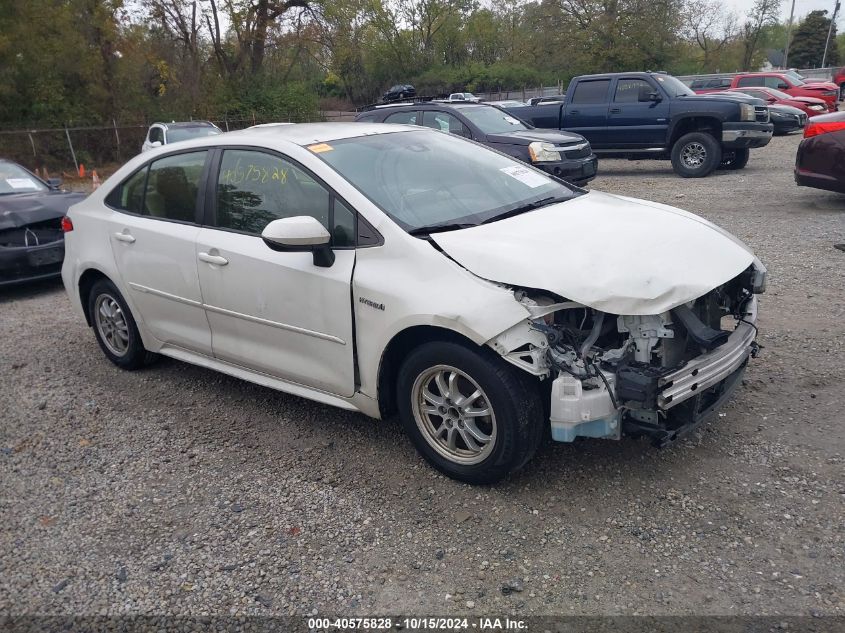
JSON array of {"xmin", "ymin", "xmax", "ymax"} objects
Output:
[{"xmin": 726, "ymin": 0, "xmax": 843, "ymax": 27}]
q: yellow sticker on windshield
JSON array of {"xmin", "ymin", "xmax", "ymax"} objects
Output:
[{"xmin": 308, "ymin": 143, "xmax": 334, "ymax": 153}]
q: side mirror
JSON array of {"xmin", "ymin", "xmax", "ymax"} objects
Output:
[
  {"xmin": 261, "ymin": 216, "xmax": 335, "ymax": 267},
  {"xmin": 647, "ymin": 92, "xmax": 662, "ymax": 102},
  {"xmin": 46, "ymin": 177, "xmax": 62, "ymax": 189},
  {"xmin": 767, "ymin": 97, "xmax": 776, "ymax": 103},
  {"xmin": 150, "ymin": 141, "xmax": 162, "ymax": 148}
]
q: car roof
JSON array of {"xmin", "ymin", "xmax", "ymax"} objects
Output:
[
  {"xmin": 369, "ymin": 102, "xmax": 492, "ymax": 113},
  {"xmin": 574, "ymin": 71, "xmax": 668, "ymax": 80},
  {"xmin": 154, "ymin": 121, "xmax": 217, "ymax": 129},
  {"xmin": 226, "ymin": 122, "xmax": 417, "ymax": 145}
]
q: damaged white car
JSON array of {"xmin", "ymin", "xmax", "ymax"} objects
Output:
[{"xmin": 61, "ymin": 124, "xmax": 765, "ymax": 484}]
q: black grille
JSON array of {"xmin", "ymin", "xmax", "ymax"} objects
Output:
[{"xmin": 563, "ymin": 145, "xmax": 591, "ymax": 159}]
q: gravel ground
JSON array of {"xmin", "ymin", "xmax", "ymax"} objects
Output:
[{"xmin": 1, "ymin": 133, "xmax": 844, "ymax": 619}]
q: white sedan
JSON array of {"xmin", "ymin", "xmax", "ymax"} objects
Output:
[{"xmin": 61, "ymin": 123, "xmax": 765, "ymax": 484}]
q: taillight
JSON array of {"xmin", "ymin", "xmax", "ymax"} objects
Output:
[
  {"xmin": 61, "ymin": 216, "xmax": 74, "ymax": 232},
  {"xmin": 804, "ymin": 120, "xmax": 845, "ymax": 138}
]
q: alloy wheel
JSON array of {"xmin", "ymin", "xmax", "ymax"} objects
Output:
[
  {"xmin": 94, "ymin": 293, "xmax": 130, "ymax": 356},
  {"xmin": 681, "ymin": 142, "xmax": 707, "ymax": 168},
  {"xmin": 411, "ymin": 365, "xmax": 497, "ymax": 465}
]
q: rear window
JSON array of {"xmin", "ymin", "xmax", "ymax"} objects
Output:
[{"xmin": 571, "ymin": 80, "xmax": 610, "ymax": 104}]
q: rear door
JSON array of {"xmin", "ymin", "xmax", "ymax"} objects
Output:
[
  {"xmin": 562, "ymin": 79, "xmax": 611, "ymax": 147},
  {"xmin": 195, "ymin": 147, "xmax": 357, "ymax": 397},
  {"xmin": 607, "ymin": 77, "xmax": 670, "ymax": 147},
  {"xmin": 105, "ymin": 150, "xmax": 212, "ymax": 354}
]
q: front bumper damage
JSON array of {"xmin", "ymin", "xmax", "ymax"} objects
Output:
[{"xmin": 491, "ymin": 269, "xmax": 763, "ymax": 447}]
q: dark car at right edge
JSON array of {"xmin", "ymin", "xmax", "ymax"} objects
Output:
[{"xmin": 795, "ymin": 111, "xmax": 845, "ymax": 195}]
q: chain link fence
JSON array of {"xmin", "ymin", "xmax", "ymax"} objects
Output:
[{"xmin": 0, "ymin": 111, "xmax": 357, "ymax": 175}]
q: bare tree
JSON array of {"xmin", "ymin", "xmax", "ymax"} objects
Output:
[
  {"xmin": 682, "ymin": 0, "xmax": 737, "ymax": 71},
  {"xmin": 739, "ymin": 0, "xmax": 781, "ymax": 70},
  {"xmin": 205, "ymin": 0, "xmax": 309, "ymax": 78}
]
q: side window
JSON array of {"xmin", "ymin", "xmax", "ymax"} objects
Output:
[
  {"xmin": 571, "ymin": 79, "xmax": 611, "ymax": 104},
  {"xmin": 767, "ymin": 76, "xmax": 789, "ymax": 89},
  {"xmin": 357, "ymin": 114, "xmax": 378, "ymax": 123},
  {"xmin": 690, "ymin": 80, "xmax": 705, "ymax": 89},
  {"xmin": 385, "ymin": 111, "xmax": 418, "ymax": 125},
  {"xmin": 614, "ymin": 79, "xmax": 653, "ymax": 103},
  {"xmin": 421, "ymin": 111, "xmax": 468, "ymax": 137},
  {"xmin": 105, "ymin": 167, "xmax": 147, "ymax": 213},
  {"xmin": 149, "ymin": 127, "xmax": 164, "ymax": 144},
  {"xmin": 142, "ymin": 151, "xmax": 207, "ymax": 222},
  {"xmin": 215, "ymin": 149, "xmax": 352, "ymax": 246},
  {"xmin": 737, "ymin": 76, "xmax": 764, "ymax": 87}
]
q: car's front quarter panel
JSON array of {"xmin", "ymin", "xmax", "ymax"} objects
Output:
[{"xmin": 351, "ymin": 232, "xmax": 531, "ymax": 402}]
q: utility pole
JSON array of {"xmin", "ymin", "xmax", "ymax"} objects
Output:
[
  {"xmin": 821, "ymin": 1, "xmax": 841, "ymax": 68},
  {"xmin": 783, "ymin": 0, "xmax": 796, "ymax": 68}
]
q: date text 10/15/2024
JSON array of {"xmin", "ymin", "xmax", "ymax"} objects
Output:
[{"xmin": 306, "ymin": 617, "xmax": 528, "ymax": 631}]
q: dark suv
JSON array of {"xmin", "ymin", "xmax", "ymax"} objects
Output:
[
  {"xmin": 356, "ymin": 102, "xmax": 598, "ymax": 186},
  {"xmin": 383, "ymin": 84, "xmax": 416, "ymax": 102}
]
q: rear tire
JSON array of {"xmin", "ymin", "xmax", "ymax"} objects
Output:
[
  {"xmin": 670, "ymin": 132, "xmax": 722, "ymax": 178},
  {"xmin": 88, "ymin": 279, "xmax": 156, "ymax": 370},
  {"xmin": 721, "ymin": 148, "xmax": 750, "ymax": 170},
  {"xmin": 397, "ymin": 341, "xmax": 544, "ymax": 484}
]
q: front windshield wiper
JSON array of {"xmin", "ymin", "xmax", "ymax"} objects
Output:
[
  {"xmin": 408, "ymin": 222, "xmax": 478, "ymax": 236},
  {"xmin": 480, "ymin": 196, "xmax": 569, "ymax": 225}
]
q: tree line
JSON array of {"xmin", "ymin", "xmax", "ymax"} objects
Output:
[{"xmin": 0, "ymin": 0, "xmax": 840, "ymax": 129}]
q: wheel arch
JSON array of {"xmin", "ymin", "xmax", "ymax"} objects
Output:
[
  {"xmin": 669, "ymin": 116, "xmax": 723, "ymax": 146},
  {"xmin": 376, "ymin": 325, "xmax": 485, "ymax": 419},
  {"xmin": 78, "ymin": 268, "xmax": 113, "ymax": 326}
]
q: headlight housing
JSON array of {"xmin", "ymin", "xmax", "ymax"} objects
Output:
[
  {"xmin": 739, "ymin": 104, "xmax": 755, "ymax": 121},
  {"xmin": 528, "ymin": 142, "xmax": 561, "ymax": 162},
  {"xmin": 809, "ymin": 104, "xmax": 825, "ymax": 111}
]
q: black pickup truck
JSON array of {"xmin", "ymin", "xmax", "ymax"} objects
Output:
[{"xmin": 508, "ymin": 72, "xmax": 774, "ymax": 177}]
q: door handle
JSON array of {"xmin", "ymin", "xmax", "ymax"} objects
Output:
[
  {"xmin": 114, "ymin": 232, "xmax": 135, "ymax": 244},
  {"xmin": 198, "ymin": 252, "xmax": 229, "ymax": 266},
  {"xmin": 609, "ymin": 107, "xmax": 622, "ymax": 114},
  {"xmin": 569, "ymin": 109, "xmax": 580, "ymax": 115}
]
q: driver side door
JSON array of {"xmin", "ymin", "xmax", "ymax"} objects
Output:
[{"xmin": 195, "ymin": 148, "xmax": 357, "ymax": 397}]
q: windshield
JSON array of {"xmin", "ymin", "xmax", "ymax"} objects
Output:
[
  {"xmin": 167, "ymin": 126, "xmax": 221, "ymax": 143},
  {"xmin": 315, "ymin": 129, "xmax": 577, "ymax": 232},
  {"xmin": 785, "ymin": 70, "xmax": 805, "ymax": 83},
  {"xmin": 0, "ymin": 162, "xmax": 48, "ymax": 195},
  {"xmin": 765, "ymin": 88, "xmax": 792, "ymax": 100},
  {"xmin": 655, "ymin": 75, "xmax": 695, "ymax": 97},
  {"xmin": 460, "ymin": 106, "xmax": 528, "ymax": 134}
]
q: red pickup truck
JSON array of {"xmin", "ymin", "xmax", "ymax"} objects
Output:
[
  {"xmin": 834, "ymin": 68, "xmax": 845, "ymax": 99},
  {"xmin": 729, "ymin": 73, "xmax": 839, "ymax": 111}
]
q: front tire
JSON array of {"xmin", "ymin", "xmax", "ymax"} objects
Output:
[
  {"xmin": 397, "ymin": 341, "xmax": 544, "ymax": 484},
  {"xmin": 88, "ymin": 279, "xmax": 155, "ymax": 370},
  {"xmin": 721, "ymin": 148, "xmax": 750, "ymax": 170},
  {"xmin": 670, "ymin": 132, "xmax": 722, "ymax": 178}
]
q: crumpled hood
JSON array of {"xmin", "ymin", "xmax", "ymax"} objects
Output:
[
  {"xmin": 431, "ymin": 191, "xmax": 756, "ymax": 316},
  {"xmin": 0, "ymin": 191, "xmax": 86, "ymax": 231},
  {"xmin": 485, "ymin": 129, "xmax": 587, "ymax": 147}
]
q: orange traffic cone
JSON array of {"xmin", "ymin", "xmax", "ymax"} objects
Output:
[
  {"xmin": 78, "ymin": 164, "xmax": 85, "ymax": 178},
  {"xmin": 92, "ymin": 170, "xmax": 101, "ymax": 190}
]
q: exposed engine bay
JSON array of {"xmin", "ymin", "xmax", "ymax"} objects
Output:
[{"xmin": 491, "ymin": 265, "xmax": 764, "ymax": 447}]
